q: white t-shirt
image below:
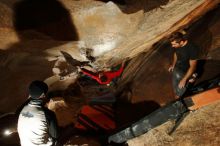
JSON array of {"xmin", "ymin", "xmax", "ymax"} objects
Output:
[{"xmin": 17, "ymin": 104, "xmax": 53, "ymax": 146}]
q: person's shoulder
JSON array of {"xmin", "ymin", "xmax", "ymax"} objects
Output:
[
  {"xmin": 187, "ymin": 41, "xmax": 199, "ymax": 49},
  {"xmin": 185, "ymin": 41, "xmax": 200, "ymax": 53},
  {"xmin": 43, "ymin": 107, "xmax": 56, "ymax": 116},
  {"xmin": 187, "ymin": 41, "xmax": 200, "ymax": 59}
]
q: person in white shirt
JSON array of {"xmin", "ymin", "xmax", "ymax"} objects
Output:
[{"xmin": 17, "ymin": 80, "xmax": 59, "ymax": 146}]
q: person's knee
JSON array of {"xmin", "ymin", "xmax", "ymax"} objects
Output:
[{"xmin": 176, "ymin": 86, "xmax": 187, "ymax": 98}]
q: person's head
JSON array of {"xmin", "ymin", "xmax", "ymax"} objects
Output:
[
  {"xmin": 169, "ymin": 32, "xmax": 187, "ymax": 48},
  {"xmin": 98, "ymin": 73, "xmax": 107, "ymax": 82},
  {"xmin": 29, "ymin": 80, "xmax": 48, "ymax": 100}
]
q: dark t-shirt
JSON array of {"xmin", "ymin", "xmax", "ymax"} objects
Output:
[{"xmin": 174, "ymin": 42, "xmax": 199, "ymax": 73}]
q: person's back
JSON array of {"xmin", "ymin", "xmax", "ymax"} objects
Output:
[
  {"xmin": 17, "ymin": 81, "xmax": 58, "ymax": 146},
  {"xmin": 18, "ymin": 101, "xmax": 53, "ymax": 146}
]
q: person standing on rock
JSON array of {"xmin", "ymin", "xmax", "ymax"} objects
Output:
[
  {"xmin": 17, "ymin": 80, "xmax": 59, "ymax": 146},
  {"xmin": 168, "ymin": 32, "xmax": 199, "ymax": 99}
]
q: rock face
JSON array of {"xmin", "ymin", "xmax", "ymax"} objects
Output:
[
  {"xmin": 72, "ymin": 1, "xmax": 144, "ymax": 57},
  {"xmin": 1, "ymin": 0, "xmax": 218, "ymax": 65},
  {"xmin": 0, "ymin": 0, "xmax": 220, "ymax": 146}
]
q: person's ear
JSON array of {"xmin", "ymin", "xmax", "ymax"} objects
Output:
[
  {"xmin": 39, "ymin": 93, "xmax": 46, "ymax": 99},
  {"xmin": 180, "ymin": 40, "xmax": 185, "ymax": 45}
]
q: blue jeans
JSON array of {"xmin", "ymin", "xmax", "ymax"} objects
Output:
[{"xmin": 172, "ymin": 68, "xmax": 187, "ymax": 97}]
